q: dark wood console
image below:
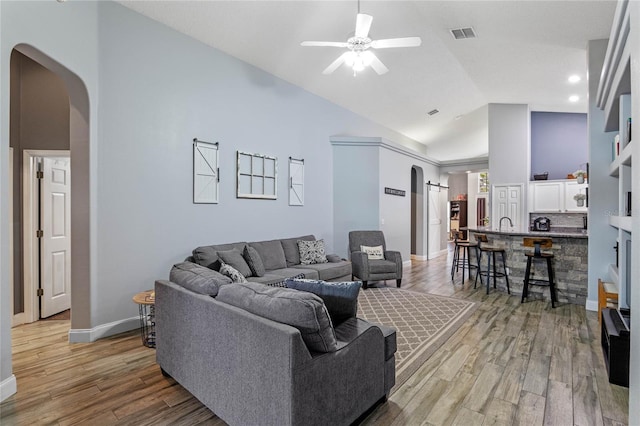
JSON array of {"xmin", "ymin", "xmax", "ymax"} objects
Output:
[{"xmin": 601, "ymin": 308, "xmax": 630, "ymax": 387}]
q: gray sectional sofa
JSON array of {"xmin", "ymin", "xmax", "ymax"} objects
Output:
[
  {"xmin": 189, "ymin": 235, "xmax": 352, "ymax": 284},
  {"xmin": 155, "ymin": 276, "xmax": 397, "ymax": 425}
]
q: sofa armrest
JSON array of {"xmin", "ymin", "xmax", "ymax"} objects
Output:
[
  {"xmin": 290, "ymin": 318, "xmax": 387, "ymax": 425},
  {"xmin": 326, "ymin": 254, "xmax": 342, "ymax": 263},
  {"xmin": 350, "ymin": 251, "xmax": 370, "ymax": 280},
  {"xmin": 384, "ymin": 250, "xmax": 403, "ymax": 278}
]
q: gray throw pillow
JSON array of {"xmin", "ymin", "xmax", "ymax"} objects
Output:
[
  {"xmin": 169, "ymin": 262, "xmax": 232, "ymax": 296},
  {"xmin": 217, "ymin": 282, "xmax": 338, "ymax": 353},
  {"xmin": 243, "ymin": 246, "xmax": 266, "ymax": 277},
  {"xmin": 285, "ymin": 279, "xmax": 361, "ymax": 325},
  {"xmin": 217, "ymin": 249, "xmax": 252, "ymax": 277},
  {"xmin": 219, "ymin": 262, "xmax": 248, "ymax": 283},
  {"xmin": 298, "ymin": 239, "xmax": 329, "ymax": 265}
]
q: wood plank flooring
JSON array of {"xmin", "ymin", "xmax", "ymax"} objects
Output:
[{"xmin": 1, "ymin": 248, "xmax": 629, "ymax": 425}]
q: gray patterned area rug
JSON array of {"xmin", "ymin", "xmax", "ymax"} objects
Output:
[{"xmin": 357, "ymin": 287, "xmax": 477, "ymax": 392}]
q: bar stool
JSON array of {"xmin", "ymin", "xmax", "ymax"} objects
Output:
[
  {"xmin": 450, "ymin": 232, "xmax": 478, "ymax": 284},
  {"xmin": 521, "ymin": 237, "xmax": 557, "ymax": 308},
  {"xmin": 474, "ymin": 233, "xmax": 510, "ymax": 295}
]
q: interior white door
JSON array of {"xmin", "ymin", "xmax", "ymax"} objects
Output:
[
  {"xmin": 40, "ymin": 157, "xmax": 71, "ymax": 318},
  {"xmin": 492, "ymin": 185, "xmax": 522, "ymax": 231},
  {"xmin": 427, "ymin": 188, "xmax": 442, "ymax": 259}
]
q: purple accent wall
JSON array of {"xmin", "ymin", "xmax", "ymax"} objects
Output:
[{"xmin": 531, "ymin": 112, "xmax": 587, "ymax": 180}]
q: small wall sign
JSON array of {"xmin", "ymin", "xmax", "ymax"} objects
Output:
[{"xmin": 384, "ymin": 187, "xmax": 406, "ymax": 197}]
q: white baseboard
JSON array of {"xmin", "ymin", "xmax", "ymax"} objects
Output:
[
  {"xmin": 402, "ymin": 260, "xmax": 412, "ymax": 267},
  {"xmin": 585, "ymin": 299, "xmax": 598, "ymax": 312},
  {"xmin": 0, "ymin": 375, "xmax": 17, "ymax": 402},
  {"xmin": 12, "ymin": 313, "xmax": 26, "ymax": 327},
  {"xmin": 68, "ymin": 316, "xmax": 139, "ymax": 343},
  {"xmin": 428, "ymin": 249, "xmax": 448, "ymax": 260},
  {"xmin": 410, "ymin": 254, "xmax": 428, "ymax": 261}
]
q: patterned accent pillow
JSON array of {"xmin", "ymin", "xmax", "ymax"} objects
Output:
[
  {"xmin": 243, "ymin": 246, "xmax": 266, "ymax": 277},
  {"xmin": 298, "ymin": 239, "xmax": 329, "ymax": 265},
  {"xmin": 361, "ymin": 245, "xmax": 384, "ymax": 260},
  {"xmin": 219, "ymin": 262, "xmax": 247, "ymax": 283}
]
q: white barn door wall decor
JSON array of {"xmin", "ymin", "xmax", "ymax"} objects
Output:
[
  {"xmin": 193, "ymin": 139, "xmax": 219, "ymax": 204},
  {"xmin": 289, "ymin": 157, "xmax": 304, "ymax": 206}
]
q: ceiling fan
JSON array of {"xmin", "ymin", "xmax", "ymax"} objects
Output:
[{"xmin": 301, "ymin": 4, "xmax": 422, "ymax": 76}]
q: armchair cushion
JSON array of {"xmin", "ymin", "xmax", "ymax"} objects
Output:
[
  {"xmin": 285, "ymin": 278, "xmax": 361, "ymax": 325},
  {"xmin": 217, "ymin": 282, "xmax": 338, "ymax": 353},
  {"xmin": 368, "ymin": 259, "xmax": 398, "ymax": 274}
]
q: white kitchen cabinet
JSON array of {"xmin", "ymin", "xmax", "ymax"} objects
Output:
[
  {"xmin": 564, "ymin": 181, "xmax": 589, "ymax": 212},
  {"xmin": 529, "ymin": 181, "xmax": 563, "ymax": 212},
  {"xmin": 529, "ymin": 180, "xmax": 588, "ymax": 213}
]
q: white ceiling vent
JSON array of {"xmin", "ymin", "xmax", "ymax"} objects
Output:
[
  {"xmin": 427, "ymin": 109, "xmax": 440, "ymax": 116},
  {"xmin": 450, "ymin": 27, "xmax": 477, "ymax": 40}
]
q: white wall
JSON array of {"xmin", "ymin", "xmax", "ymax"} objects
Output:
[{"xmin": 0, "ymin": 0, "xmax": 427, "ymax": 399}]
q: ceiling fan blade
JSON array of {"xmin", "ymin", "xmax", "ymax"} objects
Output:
[
  {"xmin": 355, "ymin": 13, "xmax": 373, "ymax": 38},
  {"xmin": 322, "ymin": 53, "xmax": 348, "ymax": 75},
  {"xmin": 301, "ymin": 41, "xmax": 349, "ymax": 48},
  {"xmin": 371, "ymin": 37, "xmax": 422, "ymax": 49},
  {"xmin": 368, "ymin": 53, "xmax": 389, "ymax": 75}
]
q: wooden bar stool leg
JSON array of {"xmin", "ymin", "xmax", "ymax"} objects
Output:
[
  {"xmin": 501, "ymin": 251, "xmax": 510, "ymax": 294},
  {"xmin": 522, "ymin": 257, "xmax": 532, "ymax": 303}
]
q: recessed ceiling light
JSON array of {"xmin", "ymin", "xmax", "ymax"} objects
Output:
[
  {"xmin": 568, "ymin": 75, "xmax": 581, "ymax": 83},
  {"xmin": 569, "ymin": 95, "xmax": 580, "ymax": 102}
]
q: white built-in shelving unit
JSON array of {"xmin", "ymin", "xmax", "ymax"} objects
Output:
[
  {"xmin": 595, "ymin": 0, "xmax": 640, "ymax": 405},
  {"xmin": 596, "ymin": 0, "xmax": 633, "ymax": 316}
]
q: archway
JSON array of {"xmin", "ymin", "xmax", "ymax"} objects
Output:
[
  {"xmin": 11, "ymin": 44, "xmax": 91, "ymax": 334},
  {"xmin": 411, "ymin": 166, "xmax": 425, "ymax": 258}
]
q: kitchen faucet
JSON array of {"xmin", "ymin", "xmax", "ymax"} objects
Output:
[{"xmin": 499, "ymin": 216, "xmax": 513, "ymax": 232}]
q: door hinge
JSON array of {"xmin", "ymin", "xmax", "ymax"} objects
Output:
[
  {"xmin": 36, "ymin": 229, "xmax": 43, "ymax": 238},
  {"xmin": 37, "ymin": 288, "xmax": 44, "ymax": 297},
  {"xmin": 36, "ymin": 170, "xmax": 44, "ymax": 179}
]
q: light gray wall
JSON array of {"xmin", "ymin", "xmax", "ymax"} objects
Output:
[{"xmin": 331, "ymin": 137, "xmax": 439, "ymax": 261}]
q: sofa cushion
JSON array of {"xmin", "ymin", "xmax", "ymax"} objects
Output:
[
  {"xmin": 298, "ymin": 239, "xmax": 328, "ymax": 265},
  {"xmin": 280, "ymin": 235, "xmax": 316, "ymax": 266},
  {"xmin": 285, "ymin": 278, "xmax": 361, "ymax": 325},
  {"xmin": 217, "ymin": 282, "xmax": 338, "ymax": 353},
  {"xmin": 192, "ymin": 242, "xmax": 247, "ymax": 270},
  {"xmin": 169, "ymin": 261, "xmax": 232, "ymax": 296},
  {"xmin": 269, "ymin": 268, "xmax": 319, "ymax": 281},
  {"xmin": 360, "ymin": 245, "xmax": 384, "ymax": 260},
  {"xmin": 217, "ymin": 249, "xmax": 252, "ymax": 277},
  {"xmin": 249, "ymin": 240, "xmax": 287, "ymax": 271},
  {"xmin": 219, "ymin": 262, "xmax": 248, "ymax": 283},
  {"xmin": 246, "ymin": 273, "xmax": 294, "ymax": 286},
  {"xmin": 243, "ymin": 246, "xmax": 266, "ymax": 277},
  {"xmin": 292, "ymin": 260, "xmax": 352, "ymax": 281},
  {"xmin": 326, "ymin": 254, "xmax": 343, "ymax": 263}
]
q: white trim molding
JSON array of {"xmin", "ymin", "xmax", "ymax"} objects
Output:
[
  {"xmin": 402, "ymin": 260, "xmax": 412, "ymax": 267},
  {"xmin": 585, "ymin": 299, "xmax": 598, "ymax": 312},
  {"xmin": 428, "ymin": 249, "xmax": 448, "ymax": 260},
  {"xmin": 411, "ymin": 254, "xmax": 429, "ymax": 261},
  {"xmin": 0, "ymin": 375, "xmax": 17, "ymax": 402},
  {"xmin": 330, "ymin": 136, "xmax": 440, "ymax": 166},
  {"xmin": 68, "ymin": 316, "xmax": 139, "ymax": 343}
]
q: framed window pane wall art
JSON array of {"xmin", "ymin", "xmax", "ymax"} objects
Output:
[{"xmin": 237, "ymin": 151, "xmax": 277, "ymax": 199}]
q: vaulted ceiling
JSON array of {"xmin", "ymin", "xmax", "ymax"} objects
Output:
[{"xmin": 118, "ymin": 1, "xmax": 616, "ymax": 162}]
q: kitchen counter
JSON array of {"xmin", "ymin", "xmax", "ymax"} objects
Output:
[
  {"xmin": 467, "ymin": 227, "xmax": 588, "ymax": 239},
  {"xmin": 464, "ymin": 227, "xmax": 588, "ymax": 305}
]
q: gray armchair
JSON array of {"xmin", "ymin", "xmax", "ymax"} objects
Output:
[{"xmin": 349, "ymin": 230, "xmax": 403, "ymax": 289}]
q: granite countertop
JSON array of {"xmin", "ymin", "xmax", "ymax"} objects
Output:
[{"xmin": 466, "ymin": 227, "xmax": 588, "ymax": 239}]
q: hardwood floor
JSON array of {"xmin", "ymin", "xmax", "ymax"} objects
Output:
[{"xmin": 1, "ymin": 249, "xmax": 629, "ymax": 425}]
